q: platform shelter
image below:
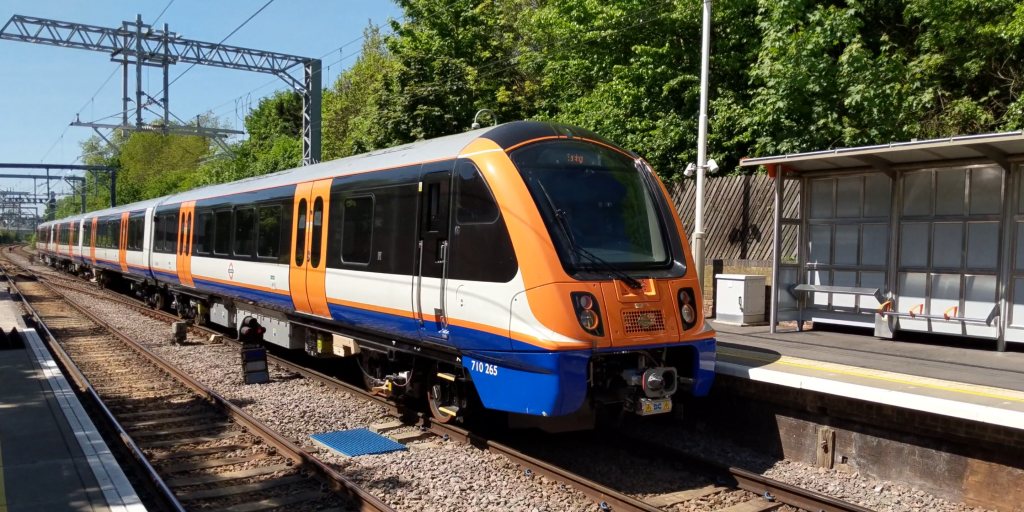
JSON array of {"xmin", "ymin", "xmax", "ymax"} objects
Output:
[{"xmin": 740, "ymin": 131, "xmax": 1024, "ymax": 351}]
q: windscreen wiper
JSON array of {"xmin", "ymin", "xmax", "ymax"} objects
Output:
[{"xmin": 537, "ymin": 182, "xmax": 644, "ymax": 290}]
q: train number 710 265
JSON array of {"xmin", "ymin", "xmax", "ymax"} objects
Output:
[{"xmin": 470, "ymin": 360, "xmax": 498, "ymax": 376}]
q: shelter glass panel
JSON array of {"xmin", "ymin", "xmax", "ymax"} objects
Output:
[
  {"xmin": 897, "ymin": 272, "xmax": 928, "ymax": 330},
  {"xmin": 781, "ymin": 224, "xmax": 799, "ymax": 264},
  {"xmin": 964, "ymin": 275, "xmax": 998, "ymax": 337},
  {"xmin": 966, "ymin": 222, "xmax": 999, "ymax": 269},
  {"xmin": 783, "ymin": 178, "xmax": 802, "ymax": 220},
  {"xmin": 778, "ymin": 268, "xmax": 799, "ymax": 309},
  {"xmin": 836, "ymin": 177, "xmax": 863, "ymax": 218},
  {"xmin": 833, "ymin": 271, "xmax": 857, "ymax": 309},
  {"xmin": 1017, "ymin": 222, "xmax": 1024, "ymax": 270},
  {"xmin": 860, "ymin": 272, "xmax": 885, "ymax": 309},
  {"xmin": 900, "ymin": 223, "xmax": 929, "ymax": 267},
  {"xmin": 810, "ymin": 179, "xmax": 834, "ymax": 219},
  {"xmin": 929, "ymin": 274, "xmax": 961, "ymax": 334},
  {"xmin": 808, "ymin": 225, "xmax": 831, "ymax": 264},
  {"xmin": 903, "ymin": 172, "xmax": 932, "ymax": 217},
  {"xmin": 969, "ymin": 167, "xmax": 1002, "ymax": 215},
  {"xmin": 1012, "ymin": 278, "xmax": 1024, "ymax": 327},
  {"xmin": 931, "ymin": 223, "xmax": 963, "ymax": 269},
  {"xmin": 861, "ymin": 224, "xmax": 888, "ymax": 266},
  {"xmin": 834, "ymin": 225, "xmax": 859, "ymax": 265},
  {"xmin": 934, "ymin": 169, "xmax": 965, "ymax": 216},
  {"xmin": 808, "ymin": 270, "xmax": 830, "ymax": 307},
  {"xmin": 864, "ymin": 175, "xmax": 891, "ymax": 218}
]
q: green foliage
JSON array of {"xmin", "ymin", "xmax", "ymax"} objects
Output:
[{"xmin": 66, "ymin": 0, "xmax": 1024, "ymax": 204}]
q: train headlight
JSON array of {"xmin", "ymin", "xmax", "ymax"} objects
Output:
[
  {"xmin": 578, "ymin": 309, "xmax": 599, "ymax": 330},
  {"xmin": 570, "ymin": 292, "xmax": 603, "ymax": 336},
  {"xmin": 677, "ymin": 288, "xmax": 697, "ymax": 330},
  {"xmin": 681, "ymin": 304, "xmax": 695, "ymax": 324}
]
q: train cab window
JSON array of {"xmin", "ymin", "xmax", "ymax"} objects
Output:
[
  {"xmin": 295, "ymin": 199, "xmax": 307, "ymax": 265},
  {"xmin": 257, "ymin": 205, "xmax": 282, "ymax": 259},
  {"xmin": 164, "ymin": 214, "xmax": 177, "ymax": 253},
  {"xmin": 455, "ymin": 162, "xmax": 499, "ymax": 224},
  {"xmin": 214, "ymin": 211, "xmax": 231, "ymax": 255},
  {"xmin": 234, "ymin": 208, "xmax": 255, "ymax": 257},
  {"xmin": 341, "ymin": 196, "xmax": 373, "ymax": 264},
  {"xmin": 195, "ymin": 212, "xmax": 212, "ymax": 255},
  {"xmin": 310, "ymin": 198, "xmax": 324, "ymax": 267}
]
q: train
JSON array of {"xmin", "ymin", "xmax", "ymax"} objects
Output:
[{"xmin": 36, "ymin": 121, "xmax": 716, "ymax": 431}]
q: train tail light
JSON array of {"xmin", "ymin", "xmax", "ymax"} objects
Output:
[
  {"xmin": 570, "ymin": 292, "xmax": 603, "ymax": 336},
  {"xmin": 678, "ymin": 288, "xmax": 697, "ymax": 330}
]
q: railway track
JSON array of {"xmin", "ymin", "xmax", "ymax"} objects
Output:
[
  {"xmin": 12, "ymin": 247, "xmax": 871, "ymax": 512},
  {"xmin": 1, "ymin": 256, "xmax": 393, "ymax": 512}
]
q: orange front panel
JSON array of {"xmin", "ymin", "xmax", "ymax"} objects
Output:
[
  {"xmin": 289, "ymin": 182, "xmax": 314, "ymax": 314},
  {"xmin": 119, "ymin": 212, "xmax": 129, "ymax": 271},
  {"xmin": 90, "ymin": 217, "xmax": 97, "ymax": 265},
  {"xmin": 306, "ymin": 179, "xmax": 333, "ymax": 318}
]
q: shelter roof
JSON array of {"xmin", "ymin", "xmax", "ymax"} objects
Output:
[{"xmin": 740, "ymin": 131, "xmax": 1024, "ymax": 174}]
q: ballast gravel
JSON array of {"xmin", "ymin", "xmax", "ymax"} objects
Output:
[
  {"xmin": 45, "ymin": 287, "xmax": 596, "ymax": 511},
  {"xmin": 17, "ymin": 251, "xmax": 998, "ymax": 512}
]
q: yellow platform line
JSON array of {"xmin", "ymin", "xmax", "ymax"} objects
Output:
[{"xmin": 718, "ymin": 348, "xmax": 1024, "ymax": 405}]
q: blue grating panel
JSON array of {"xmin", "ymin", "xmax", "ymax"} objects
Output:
[{"xmin": 310, "ymin": 428, "xmax": 407, "ymax": 457}]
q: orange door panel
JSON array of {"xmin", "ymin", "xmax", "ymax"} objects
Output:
[
  {"xmin": 90, "ymin": 217, "xmax": 97, "ymax": 265},
  {"xmin": 290, "ymin": 182, "xmax": 314, "ymax": 314},
  {"xmin": 176, "ymin": 202, "xmax": 196, "ymax": 287},
  {"xmin": 119, "ymin": 212, "xmax": 129, "ymax": 272},
  {"xmin": 306, "ymin": 179, "xmax": 333, "ymax": 318}
]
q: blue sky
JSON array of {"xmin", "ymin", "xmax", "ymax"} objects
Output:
[{"xmin": 0, "ymin": 0, "xmax": 401, "ymax": 200}]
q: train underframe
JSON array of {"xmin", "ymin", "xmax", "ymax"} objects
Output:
[{"xmin": 41, "ymin": 253, "xmax": 711, "ymax": 430}]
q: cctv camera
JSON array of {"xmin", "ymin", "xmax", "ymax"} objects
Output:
[
  {"xmin": 707, "ymin": 158, "xmax": 719, "ymax": 174},
  {"xmin": 684, "ymin": 163, "xmax": 696, "ymax": 177}
]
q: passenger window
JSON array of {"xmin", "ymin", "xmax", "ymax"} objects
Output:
[
  {"xmin": 426, "ymin": 183, "xmax": 441, "ymax": 232},
  {"xmin": 164, "ymin": 214, "xmax": 177, "ymax": 253},
  {"xmin": 153, "ymin": 217, "xmax": 164, "ymax": 251},
  {"xmin": 234, "ymin": 207, "xmax": 255, "ymax": 257},
  {"xmin": 186, "ymin": 213, "xmax": 193, "ymax": 255},
  {"xmin": 194, "ymin": 212, "xmax": 212, "ymax": 254},
  {"xmin": 257, "ymin": 205, "xmax": 282, "ymax": 259},
  {"xmin": 113, "ymin": 220, "xmax": 121, "ymax": 249},
  {"xmin": 214, "ymin": 211, "xmax": 231, "ymax": 255},
  {"xmin": 179, "ymin": 214, "xmax": 187, "ymax": 254},
  {"xmin": 341, "ymin": 196, "xmax": 374, "ymax": 264},
  {"xmin": 295, "ymin": 199, "xmax": 307, "ymax": 265},
  {"xmin": 455, "ymin": 162, "xmax": 499, "ymax": 224},
  {"xmin": 310, "ymin": 198, "xmax": 324, "ymax": 268}
]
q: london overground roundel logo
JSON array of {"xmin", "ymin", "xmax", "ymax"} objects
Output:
[{"xmin": 637, "ymin": 313, "xmax": 653, "ymax": 329}]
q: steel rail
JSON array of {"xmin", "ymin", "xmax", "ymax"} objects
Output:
[
  {"xmin": 3, "ymin": 258, "xmax": 396, "ymax": 512},
  {"xmin": 22, "ymin": 248, "xmax": 869, "ymax": 512},
  {"xmin": 0, "ymin": 265, "xmax": 186, "ymax": 512}
]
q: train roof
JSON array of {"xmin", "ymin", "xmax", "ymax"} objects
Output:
[{"xmin": 39, "ymin": 121, "xmax": 629, "ymax": 226}]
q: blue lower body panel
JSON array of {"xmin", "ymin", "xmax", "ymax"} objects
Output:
[
  {"xmin": 462, "ymin": 349, "xmax": 590, "ymax": 417},
  {"xmin": 463, "ymin": 337, "xmax": 716, "ymax": 417}
]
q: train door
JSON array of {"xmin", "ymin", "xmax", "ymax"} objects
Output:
[
  {"xmin": 289, "ymin": 180, "xmax": 332, "ymax": 317},
  {"xmin": 90, "ymin": 217, "xmax": 97, "ymax": 265},
  {"xmin": 415, "ymin": 166, "xmax": 454, "ymax": 341},
  {"xmin": 176, "ymin": 201, "xmax": 196, "ymax": 287},
  {"xmin": 119, "ymin": 212, "xmax": 129, "ymax": 272}
]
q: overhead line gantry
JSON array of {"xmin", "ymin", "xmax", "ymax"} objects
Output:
[{"xmin": 0, "ymin": 14, "xmax": 322, "ymax": 165}]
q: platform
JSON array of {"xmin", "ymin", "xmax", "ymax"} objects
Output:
[
  {"xmin": 0, "ymin": 289, "xmax": 144, "ymax": 512},
  {"xmin": 711, "ymin": 320, "xmax": 1024, "ymax": 430}
]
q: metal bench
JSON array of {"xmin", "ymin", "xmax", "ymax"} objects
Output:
[
  {"xmin": 877, "ymin": 301, "xmax": 999, "ymax": 326},
  {"xmin": 789, "ymin": 284, "xmax": 885, "ymax": 304}
]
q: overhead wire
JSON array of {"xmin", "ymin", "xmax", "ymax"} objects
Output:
[
  {"xmin": 152, "ymin": 0, "xmax": 175, "ymax": 24},
  {"xmin": 194, "ymin": 0, "xmax": 464, "ymax": 122}
]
